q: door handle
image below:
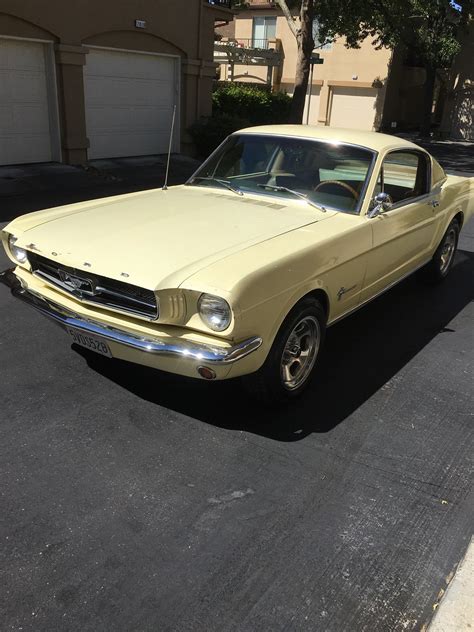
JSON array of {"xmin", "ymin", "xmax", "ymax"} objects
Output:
[{"xmin": 429, "ymin": 199, "xmax": 440, "ymax": 208}]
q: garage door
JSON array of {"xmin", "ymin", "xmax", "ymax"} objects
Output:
[
  {"xmin": 84, "ymin": 48, "xmax": 179, "ymax": 159},
  {"xmin": 0, "ymin": 38, "xmax": 54, "ymax": 165},
  {"xmin": 329, "ymin": 87, "xmax": 378, "ymax": 130},
  {"xmin": 303, "ymin": 86, "xmax": 321, "ymax": 125}
]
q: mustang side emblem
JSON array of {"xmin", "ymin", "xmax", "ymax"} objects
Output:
[
  {"xmin": 337, "ymin": 285, "xmax": 357, "ymax": 301},
  {"xmin": 58, "ymin": 270, "xmax": 96, "ymax": 296}
]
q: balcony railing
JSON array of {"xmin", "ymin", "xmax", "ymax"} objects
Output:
[
  {"xmin": 206, "ymin": 0, "xmax": 233, "ymax": 8},
  {"xmin": 222, "ymin": 38, "xmax": 277, "ymax": 50}
]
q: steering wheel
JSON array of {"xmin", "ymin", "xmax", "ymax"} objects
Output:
[{"xmin": 313, "ymin": 180, "xmax": 360, "ymax": 200}]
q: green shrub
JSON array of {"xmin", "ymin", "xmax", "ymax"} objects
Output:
[
  {"xmin": 188, "ymin": 113, "xmax": 250, "ymax": 158},
  {"xmin": 212, "ymin": 85, "xmax": 291, "ymax": 125},
  {"xmin": 189, "ymin": 85, "xmax": 292, "ymax": 157}
]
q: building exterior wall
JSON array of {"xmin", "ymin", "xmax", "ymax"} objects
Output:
[
  {"xmin": 440, "ymin": 30, "xmax": 473, "ymax": 140},
  {"xmin": 0, "ymin": 0, "xmax": 229, "ymax": 163},
  {"xmin": 381, "ymin": 31, "xmax": 473, "ymax": 140},
  {"xmin": 224, "ymin": 8, "xmax": 392, "ymax": 129}
]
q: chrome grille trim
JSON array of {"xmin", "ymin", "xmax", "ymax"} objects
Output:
[{"xmin": 28, "ymin": 253, "xmax": 159, "ymax": 321}]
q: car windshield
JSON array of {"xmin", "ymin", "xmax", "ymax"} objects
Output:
[{"xmin": 188, "ymin": 134, "xmax": 375, "ymax": 214}]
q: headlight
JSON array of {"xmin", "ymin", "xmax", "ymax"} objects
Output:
[
  {"xmin": 8, "ymin": 235, "xmax": 28, "ymax": 264},
  {"xmin": 198, "ymin": 293, "xmax": 231, "ymax": 332}
]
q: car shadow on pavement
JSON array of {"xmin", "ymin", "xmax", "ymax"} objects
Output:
[{"xmin": 75, "ymin": 250, "xmax": 474, "ymax": 442}]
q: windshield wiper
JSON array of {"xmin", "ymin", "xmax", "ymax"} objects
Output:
[
  {"xmin": 257, "ymin": 184, "xmax": 326, "ymax": 212},
  {"xmin": 189, "ymin": 177, "xmax": 243, "ymax": 196}
]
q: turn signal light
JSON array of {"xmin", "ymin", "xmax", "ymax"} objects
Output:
[{"xmin": 197, "ymin": 366, "xmax": 216, "ymax": 380}]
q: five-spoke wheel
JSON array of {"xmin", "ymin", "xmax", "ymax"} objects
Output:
[
  {"xmin": 423, "ymin": 219, "xmax": 460, "ymax": 283},
  {"xmin": 280, "ymin": 316, "xmax": 321, "ymax": 391},
  {"xmin": 243, "ymin": 297, "xmax": 326, "ymax": 403}
]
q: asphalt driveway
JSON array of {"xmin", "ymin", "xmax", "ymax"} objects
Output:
[
  {"xmin": 1, "ymin": 206, "xmax": 473, "ymax": 631},
  {"xmin": 1, "ymin": 135, "xmax": 473, "ymax": 630}
]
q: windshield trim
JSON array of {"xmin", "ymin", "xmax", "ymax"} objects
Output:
[{"xmin": 187, "ymin": 133, "xmax": 379, "ymax": 215}]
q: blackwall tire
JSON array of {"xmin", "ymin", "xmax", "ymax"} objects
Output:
[
  {"xmin": 423, "ymin": 219, "xmax": 460, "ymax": 284},
  {"xmin": 243, "ymin": 297, "xmax": 326, "ymax": 404}
]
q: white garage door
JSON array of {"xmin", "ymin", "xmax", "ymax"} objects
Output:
[
  {"xmin": 329, "ymin": 87, "xmax": 378, "ymax": 130},
  {"xmin": 84, "ymin": 48, "xmax": 179, "ymax": 159},
  {"xmin": 0, "ymin": 38, "xmax": 54, "ymax": 165}
]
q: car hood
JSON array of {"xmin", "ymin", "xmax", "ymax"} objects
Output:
[{"xmin": 9, "ymin": 186, "xmax": 333, "ymax": 290}]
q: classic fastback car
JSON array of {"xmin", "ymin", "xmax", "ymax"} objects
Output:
[{"xmin": 1, "ymin": 126, "xmax": 473, "ymax": 401}]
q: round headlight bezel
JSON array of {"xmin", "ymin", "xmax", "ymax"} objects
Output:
[
  {"xmin": 8, "ymin": 234, "xmax": 28, "ymax": 264},
  {"xmin": 198, "ymin": 293, "xmax": 232, "ymax": 332}
]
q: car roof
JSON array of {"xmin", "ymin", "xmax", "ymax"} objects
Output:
[{"xmin": 235, "ymin": 125, "xmax": 425, "ymax": 154}]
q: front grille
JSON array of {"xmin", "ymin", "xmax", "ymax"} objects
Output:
[{"xmin": 28, "ymin": 253, "xmax": 158, "ymax": 320}]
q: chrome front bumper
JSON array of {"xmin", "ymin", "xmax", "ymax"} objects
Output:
[{"xmin": 0, "ymin": 268, "xmax": 262, "ymax": 365}]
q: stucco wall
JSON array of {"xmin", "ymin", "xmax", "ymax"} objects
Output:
[
  {"xmin": 381, "ymin": 32, "xmax": 473, "ymax": 140},
  {"xmin": 440, "ymin": 30, "xmax": 473, "ymax": 140},
  {"xmin": 0, "ymin": 0, "xmax": 227, "ymax": 162},
  {"xmin": 224, "ymin": 10, "xmax": 392, "ymax": 128}
]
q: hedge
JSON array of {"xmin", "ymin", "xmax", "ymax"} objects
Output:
[{"xmin": 189, "ymin": 85, "xmax": 292, "ymax": 157}]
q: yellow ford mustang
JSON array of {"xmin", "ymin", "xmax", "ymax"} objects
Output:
[{"xmin": 1, "ymin": 126, "xmax": 473, "ymax": 402}]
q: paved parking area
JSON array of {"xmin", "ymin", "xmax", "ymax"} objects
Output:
[
  {"xmin": 1, "ymin": 139, "xmax": 473, "ymax": 630},
  {"xmin": 1, "ymin": 210, "xmax": 473, "ymax": 630}
]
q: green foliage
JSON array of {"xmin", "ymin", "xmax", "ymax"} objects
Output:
[
  {"xmin": 188, "ymin": 113, "xmax": 250, "ymax": 158},
  {"xmin": 212, "ymin": 85, "xmax": 292, "ymax": 125},
  {"xmin": 189, "ymin": 86, "xmax": 292, "ymax": 157},
  {"xmin": 315, "ymin": 0, "xmax": 472, "ymax": 70}
]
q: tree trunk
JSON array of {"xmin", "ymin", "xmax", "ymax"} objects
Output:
[
  {"xmin": 288, "ymin": 0, "xmax": 315, "ymax": 124},
  {"xmin": 419, "ymin": 65, "xmax": 436, "ymax": 137}
]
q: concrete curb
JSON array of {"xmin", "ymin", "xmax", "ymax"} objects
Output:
[{"xmin": 428, "ymin": 538, "xmax": 474, "ymax": 631}]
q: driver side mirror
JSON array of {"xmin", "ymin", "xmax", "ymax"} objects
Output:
[{"xmin": 368, "ymin": 192, "xmax": 393, "ymax": 218}]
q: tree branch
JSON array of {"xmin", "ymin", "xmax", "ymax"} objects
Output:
[{"xmin": 275, "ymin": 0, "xmax": 299, "ymax": 38}]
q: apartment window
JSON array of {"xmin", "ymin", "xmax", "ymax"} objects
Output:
[
  {"xmin": 313, "ymin": 19, "xmax": 333, "ymax": 51},
  {"xmin": 252, "ymin": 16, "xmax": 277, "ymax": 48}
]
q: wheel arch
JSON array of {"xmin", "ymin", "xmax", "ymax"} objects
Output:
[
  {"xmin": 302, "ymin": 288, "xmax": 330, "ymax": 319},
  {"xmin": 453, "ymin": 210, "xmax": 464, "ymax": 228},
  {"xmin": 265, "ymin": 284, "xmax": 331, "ymax": 352}
]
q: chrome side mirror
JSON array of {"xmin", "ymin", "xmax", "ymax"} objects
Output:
[{"xmin": 368, "ymin": 192, "xmax": 393, "ymax": 218}]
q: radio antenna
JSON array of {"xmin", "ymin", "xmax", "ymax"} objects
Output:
[{"xmin": 162, "ymin": 105, "xmax": 177, "ymax": 191}]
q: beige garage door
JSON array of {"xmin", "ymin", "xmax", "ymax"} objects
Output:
[
  {"xmin": 0, "ymin": 38, "xmax": 55, "ymax": 165},
  {"xmin": 303, "ymin": 86, "xmax": 321, "ymax": 125},
  {"xmin": 84, "ymin": 47, "xmax": 179, "ymax": 160},
  {"xmin": 329, "ymin": 86, "xmax": 378, "ymax": 130}
]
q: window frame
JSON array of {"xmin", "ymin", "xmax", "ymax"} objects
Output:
[
  {"xmin": 312, "ymin": 19, "xmax": 333, "ymax": 51},
  {"xmin": 252, "ymin": 16, "xmax": 277, "ymax": 48},
  {"xmin": 374, "ymin": 149, "xmax": 432, "ymax": 211}
]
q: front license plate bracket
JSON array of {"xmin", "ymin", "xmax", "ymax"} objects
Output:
[{"xmin": 66, "ymin": 327, "xmax": 113, "ymax": 358}]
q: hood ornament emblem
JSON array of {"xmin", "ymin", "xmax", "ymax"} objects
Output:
[{"xmin": 58, "ymin": 270, "xmax": 96, "ymax": 297}]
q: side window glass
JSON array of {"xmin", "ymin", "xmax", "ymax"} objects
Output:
[
  {"xmin": 376, "ymin": 151, "xmax": 428, "ymax": 203},
  {"xmin": 380, "ymin": 151, "xmax": 428, "ymax": 204}
]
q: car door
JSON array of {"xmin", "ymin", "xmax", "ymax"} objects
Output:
[{"xmin": 361, "ymin": 149, "xmax": 440, "ymax": 302}]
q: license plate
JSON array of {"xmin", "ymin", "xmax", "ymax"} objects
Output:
[{"xmin": 66, "ymin": 327, "xmax": 113, "ymax": 357}]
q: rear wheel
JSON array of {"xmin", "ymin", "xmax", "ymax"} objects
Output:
[
  {"xmin": 423, "ymin": 219, "xmax": 459, "ymax": 283},
  {"xmin": 243, "ymin": 297, "xmax": 326, "ymax": 404}
]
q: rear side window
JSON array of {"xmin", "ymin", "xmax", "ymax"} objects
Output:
[{"xmin": 375, "ymin": 151, "xmax": 430, "ymax": 204}]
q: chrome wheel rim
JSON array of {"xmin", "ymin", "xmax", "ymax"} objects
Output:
[
  {"xmin": 439, "ymin": 228, "xmax": 456, "ymax": 275},
  {"xmin": 280, "ymin": 316, "xmax": 320, "ymax": 391}
]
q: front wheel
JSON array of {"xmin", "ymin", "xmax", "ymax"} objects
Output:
[
  {"xmin": 422, "ymin": 219, "xmax": 459, "ymax": 283},
  {"xmin": 243, "ymin": 297, "xmax": 326, "ymax": 404}
]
